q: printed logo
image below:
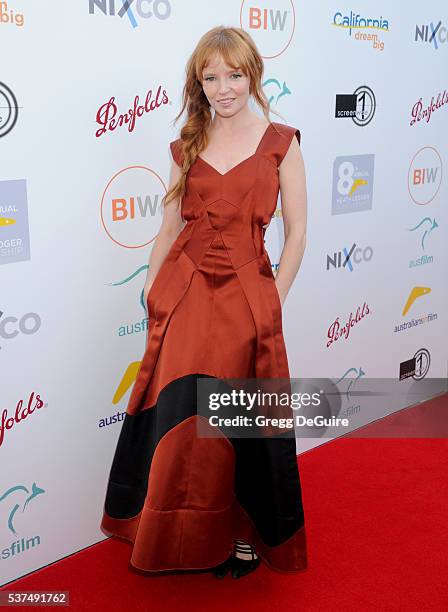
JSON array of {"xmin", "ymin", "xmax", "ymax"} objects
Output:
[
  {"xmin": 331, "ymin": 154, "xmax": 374, "ymax": 215},
  {"xmin": 399, "ymin": 348, "xmax": 430, "ymax": 380},
  {"xmin": 100, "ymin": 165, "xmax": 166, "ymax": 249},
  {"xmin": 326, "ymin": 302, "xmax": 371, "ymax": 348},
  {"xmin": 0, "ymin": 1, "xmax": 24, "ymax": 27},
  {"xmin": 326, "ymin": 243, "xmax": 373, "ymax": 271},
  {"xmin": 332, "ymin": 10, "xmax": 389, "ymax": 50},
  {"xmin": 335, "ymin": 366, "xmax": 366, "ymax": 401},
  {"xmin": 414, "ymin": 20, "xmax": 448, "ymax": 49},
  {"xmin": 408, "ymin": 146, "xmax": 443, "ymax": 205},
  {"xmin": 263, "ymin": 77, "xmax": 291, "ymax": 106},
  {"xmin": 96, "ymin": 86, "xmax": 169, "ymax": 138},
  {"xmin": 0, "ymin": 82, "xmax": 19, "ymax": 138},
  {"xmin": 0, "ymin": 308, "xmax": 42, "ymax": 350},
  {"xmin": 0, "ymin": 481, "xmax": 44, "ymax": 567},
  {"xmin": 402, "ymin": 286, "xmax": 431, "ymax": 316},
  {"xmin": 410, "ymin": 89, "xmax": 448, "ymax": 127},
  {"xmin": 335, "ymin": 85, "xmax": 376, "ymax": 126},
  {"xmin": 240, "ymin": 0, "xmax": 295, "ymax": 58},
  {"xmin": 0, "ymin": 392, "xmax": 45, "ymax": 449},
  {"xmin": 0, "ymin": 179, "xmax": 30, "ymax": 265},
  {"xmin": 408, "ymin": 217, "xmax": 438, "ymax": 268},
  {"xmin": 88, "ymin": 0, "xmax": 171, "ymax": 27},
  {"xmin": 394, "ymin": 287, "xmax": 437, "ymax": 333}
]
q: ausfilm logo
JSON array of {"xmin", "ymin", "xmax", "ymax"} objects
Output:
[
  {"xmin": 335, "ymin": 85, "xmax": 376, "ymax": 126},
  {"xmin": 408, "ymin": 146, "xmax": 442, "ymax": 205},
  {"xmin": 415, "ymin": 20, "xmax": 447, "ymax": 50},
  {"xmin": 331, "ymin": 154, "xmax": 375, "ymax": 215},
  {"xmin": 332, "ymin": 10, "xmax": 389, "ymax": 50},
  {"xmin": 96, "ymin": 85, "xmax": 169, "ymax": 138},
  {"xmin": 0, "ymin": 82, "xmax": 19, "ymax": 138},
  {"xmin": 410, "ymin": 89, "xmax": 448, "ymax": 127},
  {"xmin": 0, "ymin": 481, "xmax": 45, "ymax": 564},
  {"xmin": 263, "ymin": 76, "xmax": 292, "ymax": 107},
  {"xmin": 408, "ymin": 216, "xmax": 438, "ymax": 269},
  {"xmin": 100, "ymin": 165, "xmax": 166, "ymax": 249},
  {"xmin": 89, "ymin": 0, "xmax": 171, "ymax": 27},
  {"xmin": 240, "ymin": 0, "xmax": 295, "ymax": 58}
]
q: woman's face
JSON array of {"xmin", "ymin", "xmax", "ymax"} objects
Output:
[{"xmin": 201, "ymin": 54, "xmax": 251, "ymax": 117}]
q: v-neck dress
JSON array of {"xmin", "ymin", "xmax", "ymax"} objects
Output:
[{"xmin": 100, "ymin": 121, "xmax": 308, "ymax": 575}]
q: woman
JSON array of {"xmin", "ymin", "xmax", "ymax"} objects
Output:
[{"xmin": 101, "ymin": 25, "xmax": 308, "ymax": 580}]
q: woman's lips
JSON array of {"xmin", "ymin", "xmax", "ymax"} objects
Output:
[{"xmin": 218, "ymin": 98, "xmax": 235, "ymax": 106}]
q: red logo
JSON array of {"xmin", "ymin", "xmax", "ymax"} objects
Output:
[
  {"xmin": 0, "ymin": 392, "xmax": 45, "ymax": 448},
  {"xmin": 326, "ymin": 302, "xmax": 371, "ymax": 347},
  {"xmin": 95, "ymin": 85, "xmax": 169, "ymax": 137}
]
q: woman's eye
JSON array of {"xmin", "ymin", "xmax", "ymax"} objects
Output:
[{"xmin": 232, "ymin": 73, "xmax": 242, "ymax": 78}]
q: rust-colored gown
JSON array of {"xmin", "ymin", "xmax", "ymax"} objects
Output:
[{"xmin": 100, "ymin": 121, "xmax": 308, "ymax": 574}]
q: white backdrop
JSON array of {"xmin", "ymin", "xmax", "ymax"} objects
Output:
[{"xmin": 1, "ymin": 0, "xmax": 447, "ymax": 585}]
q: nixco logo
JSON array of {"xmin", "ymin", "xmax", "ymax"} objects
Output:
[
  {"xmin": 0, "ymin": 482, "xmax": 44, "ymax": 561},
  {"xmin": 100, "ymin": 166, "xmax": 166, "ymax": 249},
  {"xmin": 399, "ymin": 348, "xmax": 430, "ymax": 380},
  {"xmin": 415, "ymin": 20, "xmax": 448, "ymax": 49},
  {"xmin": 0, "ymin": 82, "xmax": 19, "ymax": 138},
  {"xmin": 335, "ymin": 85, "xmax": 376, "ymax": 126},
  {"xmin": 332, "ymin": 10, "xmax": 389, "ymax": 50},
  {"xmin": 263, "ymin": 77, "xmax": 291, "ymax": 106},
  {"xmin": 408, "ymin": 217, "xmax": 438, "ymax": 268},
  {"xmin": 408, "ymin": 146, "xmax": 443, "ymax": 205},
  {"xmin": 240, "ymin": 0, "xmax": 295, "ymax": 58},
  {"xmin": 88, "ymin": 0, "xmax": 171, "ymax": 27},
  {"xmin": 326, "ymin": 243, "xmax": 373, "ymax": 271},
  {"xmin": 0, "ymin": 308, "xmax": 42, "ymax": 349},
  {"xmin": 331, "ymin": 154, "xmax": 374, "ymax": 215}
]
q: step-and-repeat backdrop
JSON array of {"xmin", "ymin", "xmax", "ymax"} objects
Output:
[{"xmin": 1, "ymin": 0, "xmax": 447, "ymax": 585}]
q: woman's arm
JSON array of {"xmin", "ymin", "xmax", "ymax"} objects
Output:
[
  {"xmin": 275, "ymin": 135, "xmax": 308, "ymax": 307},
  {"xmin": 143, "ymin": 158, "xmax": 185, "ymax": 304}
]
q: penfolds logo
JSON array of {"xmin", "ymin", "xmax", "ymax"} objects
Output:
[
  {"xmin": 95, "ymin": 85, "xmax": 169, "ymax": 137},
  {"xmin": 410, "ymin": 89, "xmax": 448, "ymax": 126},
  {"xmin": 0, "ymin": 392, "xmax": 45, "ymax": 448},
  {"xmin": 326, "ymin": 302, "xmax": 371, "ymax": 347}
]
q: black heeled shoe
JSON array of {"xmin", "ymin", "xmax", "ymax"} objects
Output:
[
  {"xmin": 211, "ymin": 553, "xmax": 233, "ymax": 579},
  {"xmin": 230, "ymin": 540, "xmax": 261, "ymax": 579}
]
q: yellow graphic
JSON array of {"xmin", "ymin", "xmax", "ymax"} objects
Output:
[
  {"xmin": 402, "ymin": 286, "xmax": 431, "ymax": 316},
  {"xmin": 348, "ymin": 179, "xmax": 368, "ymax": 196},
  {"xmin": 0, "ymin": 217, "xmax": 16, "ymax": 226},
  {"xmin": 112, "ymin": 361, "xmax": 142, "ymax": 404}
]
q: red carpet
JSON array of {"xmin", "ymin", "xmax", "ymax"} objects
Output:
[{"xmin": 2, "ymin": 393, "xmax": 447, "ymax": 611}]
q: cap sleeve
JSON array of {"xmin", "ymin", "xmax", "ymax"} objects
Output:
[
  {"xmin": 274, "ymin": 124, "xmax": 301, "ymax": 167},
  {"xmin": 169, "ymin": 138, "xmax": 184, "ymax": 167}
]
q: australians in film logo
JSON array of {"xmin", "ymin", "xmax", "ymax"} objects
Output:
[
  {"xmin": 95, "ymin": 85, "xmax": 169, "ymax": 137},
  {"xmin": 326, "ymin": 302, "xmax": 371, "ymax": 348}
]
